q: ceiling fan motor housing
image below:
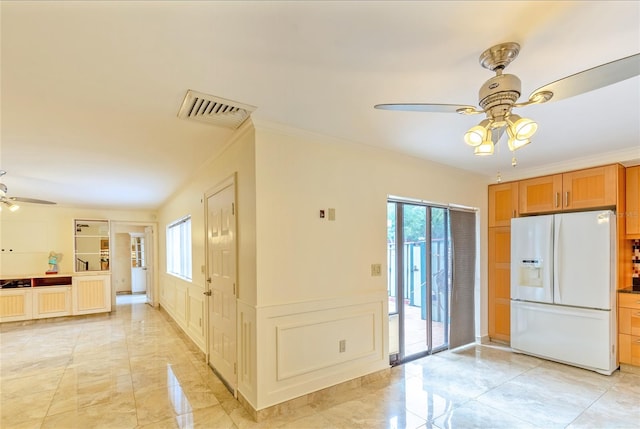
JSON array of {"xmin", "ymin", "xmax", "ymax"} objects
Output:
[{"xmin": 478, "ymin": 74, "xmax": 522, "ymax": 120}]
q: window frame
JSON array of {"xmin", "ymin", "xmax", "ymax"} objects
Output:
[{"xmin": 166, "ymin": 215, "xmax": 192, "ymax": 281}]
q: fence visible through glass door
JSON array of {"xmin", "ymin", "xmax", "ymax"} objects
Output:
[{"xmin": 387, "ymin": 201, "xmax": 451, "ymax": 364}]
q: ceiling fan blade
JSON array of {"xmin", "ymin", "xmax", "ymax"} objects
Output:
[
  {"xmin": 528, "ymin": 53, "xmax": 640, "ymax": 103},
  {"xmin": 9, "ymin": 196, "xmax": 57, "ymax": 205},
  {"xmin": 374, "ymin": 103, "xmax": 480, "ymax": 114}
]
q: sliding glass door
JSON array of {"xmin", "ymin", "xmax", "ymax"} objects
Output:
[{"xmin": 388, "ymin": 200, "xmax": 451, "ymax": 364}]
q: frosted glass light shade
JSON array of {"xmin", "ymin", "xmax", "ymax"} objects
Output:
[
  {"xmin": 464, "ymin": 119, "xmax": 492, "ymax": 147},
  {"xmin": 507, "ymin": 114, "xmax": 537, "ymax": 140},
  {"xmin": 474, "ymin": 141, "xmax": 494, "ymax": 156}
]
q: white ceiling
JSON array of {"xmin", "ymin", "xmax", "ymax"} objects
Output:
[{"xmin": 1, "ymin": 1, "xmax": 639, "ymax": 210}]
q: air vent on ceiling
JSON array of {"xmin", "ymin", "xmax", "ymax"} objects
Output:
[{"xmin": 177, "ymin": 90, "xmax": 256, "ymax": 129}]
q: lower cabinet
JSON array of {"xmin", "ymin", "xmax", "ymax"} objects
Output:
[
  {"xmin": 619, "ymin": 292, "xmax": 640, "ymax": 366},
  {"xmin": 0, "ymin": 289, "xmax": 33, "ymax": 322},
  {"xmin": 0, "ymin": 274, "xmax": 112, "ymax": 323},
  {"xmin": 33, "ymin": 286, "xmax": 72, "ymax": 319},
  {"xmin": 73, "ymin": 274, "xmax": 112, "ymax": 315}
]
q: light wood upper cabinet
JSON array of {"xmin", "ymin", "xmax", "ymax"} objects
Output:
[
  {"xmin": 563, "ymin": 165, "xmax": 618, "ymax": 210},
  {"xmin": 518, "ymin": 174, "xmax": 562, "ymax": 214},
  {"xmin": 519, "ymin": 165, "xmax": 619, "ymax": 214},
  {"xmin": 626, "ymin": 166, "xmax": 640, "ymax": 237},
  {"xmin": 489, "ymin": 182, "xmax": 518, "ymax": 227}
]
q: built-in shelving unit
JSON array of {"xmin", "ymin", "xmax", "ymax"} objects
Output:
[{"xmin": 74, "ymin": 219, "xmax": 110, "ymax": 272}]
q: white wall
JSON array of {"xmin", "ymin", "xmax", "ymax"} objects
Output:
[
  {"xmin": 157, "ymin": 123, "xmax": 256, "ymax": 353},
  {"xmin": 0, "ymin": 204, "xmax": 155, "ymax": 278},
  {"xmin": 156, "ymin": 119, "xmax": 489, "ymax": 411},
  {"xmin": 247, "ymin": 122, "xmax": 488, "ymax": 409}
]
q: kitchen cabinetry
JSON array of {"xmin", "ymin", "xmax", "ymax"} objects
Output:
[
  {"xmin": 488, "ymin": 163, "xmax": 623, "ymax": 344},
  {"xmin": 619, "ymin": 292, "xmax": 640, "ymax": 366},
  {"xmin": 519, "ymin": 164, "xmax": 619, "ymax": 214},
  {"xmin": 626, "ymin": 166, "xmax": 640, "ymax": 237},
  {"xmin": 489, "ymin": 182, "xmax": 518, "ymax": 227},
  {"xmin": 72, "ymin": 274, "xmax": 111, "ymax": 315},
  {"xmin": 488, "ymin": 226, "xmax": 512, "ymax": 342},
  {"xmin": 488, "ymin": 182, "xmax": 518, "ymax": 342}
]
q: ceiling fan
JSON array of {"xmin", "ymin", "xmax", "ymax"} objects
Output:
[
  {"xmin": 375, "ymin": 42, "xmax": 640, "ymax": 160},
  {"xmin": 0, "ymin": 170, "xmax": 56, "ymax": 211}
]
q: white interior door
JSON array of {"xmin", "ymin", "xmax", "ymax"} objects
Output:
[{"xmin": 206, "ymin": 183, "xmax": 237, "ymax": 393}]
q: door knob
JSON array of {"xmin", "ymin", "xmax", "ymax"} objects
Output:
[{"xmin": 203, "ymin": 290, "xmax": 212, "ymax": 296}]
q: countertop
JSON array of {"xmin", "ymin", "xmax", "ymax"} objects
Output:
[{"xmin": 619, "ymin": 287, "xmax": 640, "ymax": 294}]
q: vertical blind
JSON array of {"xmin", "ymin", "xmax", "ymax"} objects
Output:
[{"xmin": 448, "ymin": 209, "xmax": 477, "ymax": 349}]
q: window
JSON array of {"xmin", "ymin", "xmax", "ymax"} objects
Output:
[{"xmin": 166, "ymin": 216, "xmax": 192, "ymax": 280}]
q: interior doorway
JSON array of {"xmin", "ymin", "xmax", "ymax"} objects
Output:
[
  {"xmin": 110, "ymin": 221, "xmax": 157, "ymax": 308},
  {"xmin": 387, "ymin": 199, "xmax": 452, "ymax": 365}
]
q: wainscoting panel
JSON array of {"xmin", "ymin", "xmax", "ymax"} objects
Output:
[
  {"xmin": 187, "ymin": 290, "xmax": 205, "ymax": 350},
  {"xmin": 238, "ymin": 300, "xmax": 257, "ymax": 407},
  {"xmin": 276, "ymin": 312, "xmax": 375, "ymax": 380},
  {"xmin": 175, "ymin": 283, "xmax": 187, "ymax": 321},
  {"xmin": 159, "ymin": 273, "xmax": 206, "ymax": 352},
  {"xmin": 254, "ymin": 291, "xmax": 389, "ymax": 410}
]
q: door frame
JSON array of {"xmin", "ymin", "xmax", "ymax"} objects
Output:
[
  {"xmin": 109, "ymin": 221, "xmax": 158, "ymax": 308},
  {"xmin": 204, "ymin": 173, "xmax": 238, "ymax": 395},
  {"xmin": 388, "ymin": 198, "xmax": 451, "ymax": 365}
]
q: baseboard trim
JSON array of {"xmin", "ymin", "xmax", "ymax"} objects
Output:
[
  {"xmin": 620, "ymin": 363, "xmax": 640, "ymax": 375},
  {"xmin": 239, "ymin": 367, "xmax": 391, "ymax": 422}
]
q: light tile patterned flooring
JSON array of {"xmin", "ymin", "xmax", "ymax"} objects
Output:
[{"xmin": 1, "ymin": 295, "xmax": 639, "ymax": 428}]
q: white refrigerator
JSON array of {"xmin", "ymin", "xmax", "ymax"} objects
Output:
[{"xmin": 510, "ymin": 210, "xmax": 617, "ymax": 375}]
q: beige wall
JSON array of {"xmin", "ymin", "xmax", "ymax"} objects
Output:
[
  {"xmin": 0, "ymin": 205, "xmax": 155, "ymax": 278},
  {"xmin": 156, "ymin": 119, "xmax": 489, "ymax": 410},
  {"xmin": 157, "ymin": 124, "xmax": 256, "ymax": 351},
  {"xmin": 254, "ymin": 124, "xmax": 488, "ymax": 306}
]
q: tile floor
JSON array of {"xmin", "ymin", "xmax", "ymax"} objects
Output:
[{"xmin": 1, "ymin": 294, "xmax": 639, "ymax": 429}]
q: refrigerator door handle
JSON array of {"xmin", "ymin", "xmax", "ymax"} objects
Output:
[{"xmin": 553, "ymin": 215, "xmax": 561, "ymax": 303}]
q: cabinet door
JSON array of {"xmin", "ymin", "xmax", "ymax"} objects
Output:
[
  {"xmin": 619, "ymin": 307, "xmax": 640, "ymax": 336},
  {"xmin": 488, "ymin": 227, "xmax": 511, "ymax": 342},
  {"xmin": 0, "ymin": 290, "xmax": 32, "ymax": 322},
  {"xmin": 489, "ymin": 182, "xmax": 518, "ymax": 227},
  {"xmin": 73, "ymin": 275, "xmax": 111, "ymax": 315},
  {"xmin": 519, "ymin": 174, "xmax": 562, "ymax": 214},
  {"xmin": 626, "ymin": 166, "xmax": 640, "ymax": 236},
  {"xmin": 33, "ymin": 287, "xmax": 71, "ymax": 319},
  {"xmin": 563, "ymin": 165, "xmax": 618, "ymax": 210},
  {"xmin": 619, "ymin": 334, "xmax": 640, "ymax": 365}
]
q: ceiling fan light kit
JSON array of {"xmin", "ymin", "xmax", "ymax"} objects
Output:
[
  {"xmin": 375, "ymin": 42, "xmax": 640, "ymax": 165},
  {"xmin": 0, "ymin": 170, "xmax": 56, "ymax": 212}
]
